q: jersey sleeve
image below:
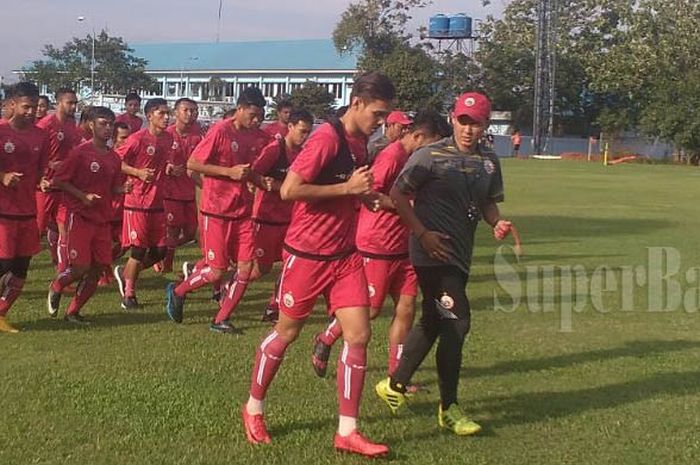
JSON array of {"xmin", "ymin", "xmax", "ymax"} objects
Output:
[
  {"xmin": 53, "ymin": 147, "xmax": 79, "ymax": 183},
  {"xmin": 115, "ymin": 134, "xmax": 139, "ymax": 165},
  {"xmin": 487, "ymin": 154, "xmax": 505, "ymax": 203},
  {"xmin": 251, "ymin": 142, "xmax": 281, "ymax": 176},
  {"xmin": 370, "ymin": 147, "xmax": 400, "ymax": 194},
  {"xmin": 289, "ymin": 128, "xmax": 339, "ymax": 183},
  {"xmin": 190, "ymin": 127, "xmax": 220, "ymax": 164},
  {"xmin": 394, "ymin": 147, "xmax": 433, "ymax": 194}
]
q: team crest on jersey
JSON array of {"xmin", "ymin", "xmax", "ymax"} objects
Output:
[
  {"xmin": 282, "ymin": 292, "xmax": 295, "ymax": 308},
  {"xmin": 69, "ymin": 249, "xmax": 78, "ymax": 260},
  {"xmin": 56, "ymin": 131, "xmax": 65, "ymax": 142},
  {"xmin": 207, "ymin": 249, "xmax": 215, "ymax": 261},
  {"xmin": 3, "ymin": 141, "xmax": 15, "ymax": 154},
  {"xmin": 130, "ymin": 230, "xmax": 138, "ymax": 240},
  {"xmin": 167, "ymin": 212, "xmax": 174, "ymax": 223},
  {"xmin": 231, "ymin": 141, "xmax": 239, "ymax": 152},
  {"xmin": 439, "ymin": 293, "xmax": 455, "ymax": 310},
  {"xmin": 464, "ymin": 97, "xmax": 476, "ymax": 107},
  {"xmin": 255, "ymin": 248, "xmax": 265, "ymax": 258},
  {"xmin": 172, "ymin": 141, "xmax": 179, "ymax": 150},
  {"xmin": 368, "ymin": 284, "xmax": 376, "ymax": 298},
  {"xmin": 146, "ymin": 145, "xmax": 156, "ymax": 156},
  {"xmin": 90, "ymin": 161, "xmax": 101, "ymax": 173},
  {"xmin": 484, "ymin": 159, "xmax": 496, "ymax": 175}
]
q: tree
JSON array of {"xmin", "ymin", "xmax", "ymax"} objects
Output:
[
  {"xmin": 22, "ymin": 31, "xmax": 156, "ymax": 97},
  {"xmin": 288, "ymin": 82, "xmax": 336, "ymax": 120}
]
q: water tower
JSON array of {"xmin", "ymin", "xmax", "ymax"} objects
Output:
[{"xmin": 427, "ymin": 13, "xmax": 476, "ymax": 54}]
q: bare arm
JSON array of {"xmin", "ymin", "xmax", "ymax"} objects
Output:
[
  {"xmin": 280, "ymin": 166, "xmax": 373, "ymax": 202},
  {"xmin": 52, "ymin": 179, "xmax": 100, "ymax": 206},
  {"xmin": 480, "ymin": 200, "xmax": 501, "ymax": 227},
  {"xmin": 186, "ymin": 157, "xmax": 249, "ymax": 181}
]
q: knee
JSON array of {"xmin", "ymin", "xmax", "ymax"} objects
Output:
[
  {"xmin": 343, "ymin": 324, "xmax": 371, "ymax": 346},
  {"xmin": 274, "ymin": 324, "xmax": 301, "ymax": 344},
  {"xmin": 443, "ymin": 316, "xmax": 471, "ymax": 339},
  {"xmin": 237, "ymin": 262, "xmax": 254, "ymax": 281}
]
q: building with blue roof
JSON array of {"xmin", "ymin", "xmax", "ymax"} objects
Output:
[{"xmin": 133, "ymin": 39, "xmax": 359, "ymax": 113}]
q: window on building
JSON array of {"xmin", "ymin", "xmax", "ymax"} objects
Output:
[
  {"xmin": 277, "ymin": 83, "xmax": 287, "ymax": 96},
  {"xmin": 263, "ymin": 83, "xmax": 275, "ymax": 98}
]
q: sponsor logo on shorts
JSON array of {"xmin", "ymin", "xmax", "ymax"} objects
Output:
[
  {"xmin": 3, "ymin": 141, "xmax": 15, "ymax": 154},
  {"xmin": 484, "ymin": 159, "xmax": 496, "ymax": 175},
  {"xmin": 368, "ymin": 284, "xmax": 376, "ymax": 298},
  {"xmin": 146, "ymin": 145, "xmax": 156, "ymax": 156},
  {"xmin": 56, "ymin": 131, "xmax": 65, "ymax": 142},
  {"xmin": 464, "ymin": 97, "xmax": 476, "ymax": 107},
  {"xmin": 90, "ymin": 161, "xmax": 101, "ymax": 173},
  {"xmin": 255, "ymin": 248, "xmax": 265, "ymax": 258},
  {"xmin": 167, "ymin": 212, "xmax": 174, "ymax": 223},
  {"xmin": 69, "ymin": 249, "xmax": 78, "ymax": 260},
  {"xmin": 231, "ymin": 141, "xmax": 239, "ymax": 152},
  {"xmin": 283, "ymin": 292, "xmax": 294, "ymax": 308},
  {"xmin": 207, "ymin": 249, "xmax": 215, "ymax": 261}
]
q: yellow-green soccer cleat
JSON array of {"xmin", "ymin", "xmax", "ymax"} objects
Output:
[
  {"xmin": 438, "ymin": 404, "xmax": 482, "ymax": 436},
  {"xmin": 0, "ymin": 316, "xmax": 20, "ymax": 334},
  {"xmin": 375, "ymin": 377, "xmax": 406, "ymax": 415}
]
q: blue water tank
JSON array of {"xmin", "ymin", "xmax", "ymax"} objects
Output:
[
  {"xmin": 428, "ymin": 14, "xmax": 450, "ymax": 39},
  {"xmin": 448, "ymin": 14, "xmax": 472, "ymax": 38}
]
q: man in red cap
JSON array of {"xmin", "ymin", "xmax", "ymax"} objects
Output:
[
  {"xmin": 367, "ymin": 110, "xmax": 412, "ymax": 163},
  {"xmin": 375, "ymin": 91, "xmax": 514, "ymax": 437}
]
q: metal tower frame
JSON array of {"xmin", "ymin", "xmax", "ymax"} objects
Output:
[{"xmin": 532, "ymin": 0, "xmax": 558, "ymax": 155}]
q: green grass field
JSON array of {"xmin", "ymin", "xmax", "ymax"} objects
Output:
[{"xmin": 2, "ymin": 160, "xmax": 700, "ymax": 465}]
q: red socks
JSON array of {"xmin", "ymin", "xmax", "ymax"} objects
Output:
[
  {"xmin": 66, "ymin": 275, "xmax": 98, "ymax": 315},
  {"xmin": 214, "ymin": 272, "xmax": 249, "ymax": 324},
  {"xmin": 337, "ymin": 342, "xmax": 367, "ymax": 418},
  {"xmin": 388, "ymin": 343, "xmax": 403, "ymax": 377},
  {"xmin": 319, "ymin": 318, "xmax": 343, "ymax": 346},
  {"xmin": 0, "ymin": 275, "xmax": 25, "ymax": 316},
  {"xmin": 174, "ymin": 266, "xmax": 220, "ymax": 297},
  {"xmin": 249, "ymin": 331, "xmax": 289, "ymax": 401}
]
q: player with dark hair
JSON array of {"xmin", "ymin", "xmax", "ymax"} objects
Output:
[
  {"xmin": 263, "ymin": 99, "xmax": 293, "ymax": 139},
  {"xmin": 311, "ymin": 110, "xmax": 449, "ymax": 380},
  {"xmin": 240, "ymin": 72, "xmax": 395, "ymax": 457},
  {"xmin": 47, "ymin": 107, "xmax": 130, "ymax": 323},
  {"xmin": 36, "ymin": 87, "xmax": 80, "ymax": 272},
  {"xmin": 160, "ymin": 98, "xmax": 202, "ymax": 273},
  {"xmin": 113, "ymin": 98, "xmax": 173, "ymax": 309},
  {"xmin": 375, "ymin": 92, "xmax": 513, "ymax": 436},
  {"xmin": 115, "ymin": 93, "xmax": 143, "ymax": 134},
  {"xmin": 0, "ymin": 82, "xmax": 49, "ymax": 333},
  {"xmin": 252, "ymin": 109, "xmax": 314, "ymax": 322},
  {"xmin": 78, "ymin": 106, "xmax": 94, "ymax": 143},
  {"xmin": 165, "ymin": 87, "xmax": 267, "ymax": 333},
  {"xmin": 36, "ymin": 95, "xmax": 50, "ymax": 122}
]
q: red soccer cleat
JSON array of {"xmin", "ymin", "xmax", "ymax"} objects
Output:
[
  {"xmin": 334, "ymin": 430, "xmax": 389, "ymax": 458},
  {"xmin": 241, "ymin": 407, "xmax": 271, "ymax": 445}
]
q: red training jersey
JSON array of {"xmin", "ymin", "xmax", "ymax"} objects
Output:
[
  {"xmin": 54, "ymin": 141, "xmax": 123, "ymax": 224},
  {"xmin": 190, "ymin": 119, "xmax": 263, "ymax": 219},
  {"xmin": 0, "ymin": 121, "xmax": 49, "ymax": 217},
  {"xmin": 251, "ymin": 139, "xmax": 299, "ymax": 224},
  {"xmin": 115, "ymin": 127, "xmax": 172, "ymax": 211},
  {"xmin": 116, "ymin": 113, "xmax": 143, "ymax": 135},
  {"xmin": 284, "ymin": 122, "xmax": 368, "ymax": 256},
  {"xmin": 164, "ymin": 124, "xmax": 202, "ymax": 202},
  {"xmin": 262, "ymin": 121, "xmax": 288, "ymax": 140},
  {"xmin": 35, "ymin": 113, "xmax": 81, "ymax": 180},
  {"xmin": 356, "ymin": 141, "xmax": 410, "ymax": 256}
]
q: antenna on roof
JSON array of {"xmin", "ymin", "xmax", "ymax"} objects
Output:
[{"xmin": 216, "ymin": 0, "xmax": 223, "ymax": 43}]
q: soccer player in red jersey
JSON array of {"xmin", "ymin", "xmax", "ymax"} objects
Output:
[
  {"xmin": 241, "ymin": 72, "xmax": 395, "ymax": 458},
  {"xmin": 161, "ymin": 98, "xmax": 202, "ymax": 273},
  {"xmin": 165, "ymin": 88, "xmax": 267, "ymax": 333},
  {"xmin": 36, "ymin": 95, "xmax": 50, "ymax": 122},
  {"xmin": 251, "ymin": 109, "xmax": 314, "ymax": 323},
  {"xmin": 262, "ymin": 99, "xmax": 292, "ymax": 139},
  {"xmin": 78, "ymin": 106, "xmax": 94, "ymax": 143},
  {"xmin": 115, "ymin": 93, "xmax": 143, "ymax": 135},
  {"xmin": 113, "ymin": 98, "xmax": 173, "ymax": 310},
  {"xmin": 47, "ymin": 107, "xmax": 128, "ymax": 324},
  {"xmin": 0, "ymin": 82, "xmax": 49, "ymax": 333},
  {"xmin": 35, "ymin": 88, "xmax": 80, "ymax": 270},
  {"xmin": 311, "ymin": 111, "xmax": 449, "ymax": 379}
]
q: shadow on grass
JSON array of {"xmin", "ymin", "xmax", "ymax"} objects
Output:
[{"xmin": 508, "ymin": 215, "xmax": 671, "ymax": 239}]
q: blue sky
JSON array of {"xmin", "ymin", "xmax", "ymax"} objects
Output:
[{"xmin": 0, "ymin": 0, "xmax": 507, "ymax": 84}]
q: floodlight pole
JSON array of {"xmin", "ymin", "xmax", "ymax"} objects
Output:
[
  {"xmin": 78, "ymin": 16, "xmax": 96, "ymax": 104},
  {"xmin": 533, "ymin": 0, "xmax": 558, "ymax": 156}
]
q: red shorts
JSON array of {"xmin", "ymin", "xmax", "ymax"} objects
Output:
[
  {"xmin": 253, "ymin": 221, "xmax": 288, "ymax": 269},
  {"xmin": 60, "ymin": 212, "xmax": 112, "ymax": 267},
  {"xmin": 200, "ymin": 214, "xmax": 255, "ymax": 270},
  {"xmin": 122, "ymin": 209, "xmax": 167, "ymax": 248},
  {"xmin": 110, "ymin": 220, "xmax": 122, "ymax": 244},
  {"xmin": 0, "ymin": 217, "xmax": 41, "ymax": 259},
  {"xmin": 164, "ymin": 199, "xmax": 197, "ymax": 230},
  {"xmin": 362, "ymin": 256, "xmax": 417, "ymax": 310},
  {"xmin": 277, "ymin": 251, "xmax": 370, "ymax": 320},
  {"xmin": 35, "ymin": 191, "xmax": 60, "ymax": 232}
]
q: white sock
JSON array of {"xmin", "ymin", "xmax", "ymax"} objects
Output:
[
  {"xmin": 337, "ymin": 415, "xmax": 357, "ymax": 436},
  {"xmin": 246, "ymin": 396, "xmax": 264, "ymax": 415}
]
